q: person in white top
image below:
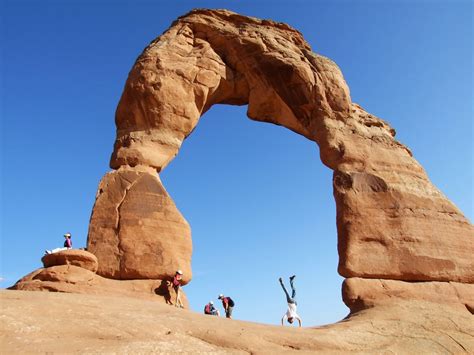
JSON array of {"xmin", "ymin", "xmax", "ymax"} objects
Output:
[{"xmin": 279, "ymin": 275, "xmax": 302, "ymax": 327}]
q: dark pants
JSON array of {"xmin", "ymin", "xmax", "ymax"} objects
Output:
[{"xmin": 280, "ymin": 278, "xmax": 296, "ymax": 304}]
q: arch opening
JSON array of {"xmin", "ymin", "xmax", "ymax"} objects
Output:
[{"xmin": 159, "ymin": 103, "xmax": 346, "ymax": 324}]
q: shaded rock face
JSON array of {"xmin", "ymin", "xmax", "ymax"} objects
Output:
[
  {"xmin": 87, "ymin": 8, "xmax": 472, "ymax": 308},
  {"xmin": 42, "ymin": 249, "xmax": 99, "ymax": 273},
  {"xmin": 342, "ymin": 277, "xmax": 474, "ymax": 314}
]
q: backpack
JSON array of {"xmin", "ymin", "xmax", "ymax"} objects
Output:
[
  {"xmin": 172, "ymin": 275, "xmax": 181, "ymax": 287},
  {"xmin": 227, "ymin": 297, "xmax": 235, "ymax": 307},
  {"xmin": 204, "ymin": 304, "xmax": 211, "ymax": 314}
]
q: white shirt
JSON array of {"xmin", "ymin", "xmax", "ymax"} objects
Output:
[
  {"xmin": 282, "ymin": 302, "xmax": 302, "ymax": 326},
  {"xmin": 285, "ymin": 302, "xmax": 299, "ymax": 319}
]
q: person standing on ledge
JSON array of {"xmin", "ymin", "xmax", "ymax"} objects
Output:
[
  {"xmin": 171, "ymin": 270, "xmax": 184, "ymax": 308},
  {"xmin": 45, "ymin": 233, "xmax": 72, "ymax": 254},
  {"xmin": 218, "ymin": 294, "xmax": 235, "ymax": 319},
  {"xmin": 279, "ymin": 275, "xmax": 302, "ymax": 327}
]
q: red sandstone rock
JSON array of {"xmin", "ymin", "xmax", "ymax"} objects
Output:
[
  {"xmin": 342, "ymin": 277, "xmax": 474, "ymax": 313},
  {"xmin": 42, "ymin": 249, "xmax": 98, "ymax": 273},
  {"xmin": 87, "ymin": 166, "xmax": 192, "ymax": 283},
  {"xmin": 10, "ymin": 265, "xmax": 188, "ymax": 307},
  {"xmin": 102, "ymin": 9, "xmax": 472, "ymax": 283}
]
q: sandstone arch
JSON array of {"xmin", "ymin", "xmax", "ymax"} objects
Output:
[{"xmin": 86, "ymin": 9, "xmax": 473, "ymax": 308}]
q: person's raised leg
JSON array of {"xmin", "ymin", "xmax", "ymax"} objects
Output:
[
  {"xmin": 289, "ymin": 275, "xmax": 296, "ymax": 299},
  {"xmin": 279, "ymin": 277, "xmax": 292, "ymax": 303}
]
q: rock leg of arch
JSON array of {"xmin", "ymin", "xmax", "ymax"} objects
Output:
[{"xmin": 87, "ymin": 166, "xmax": 192, "ymax": 283}]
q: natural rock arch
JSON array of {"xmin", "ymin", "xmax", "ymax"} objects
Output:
[{"xmin": 86, "ymin": 9, "xmax": 472, "ymax": 310}]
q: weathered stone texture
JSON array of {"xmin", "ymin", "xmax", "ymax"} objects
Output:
[
  {"xmin": 10, "ymin": 265, "xmax": 187, "ymax": 307},
  {"xmin": 343, "ymin": 277, "xmax": 474, "ymax": 313},
  {"xmin": 42, "ymin": 249, "xmax": 98, "ymax": 273},
  {"xmin": 87, "ymin": 166, "xmax": 192, "ymax": 283}
]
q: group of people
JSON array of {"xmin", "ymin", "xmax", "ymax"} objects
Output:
[
  {"xmin": 170, "ymin": 270, "xmax": 235, "ymax": 318},
  {"xmin": 200, "ymin": 275, "xmax": 302, "ymax": 326},
  {"xmin": 110, "ymin": 265, "xmax": 300, "ymax": 326},
  {"xmin": 45, "ymin": 234, "xmax": 302, "ymax": 327},
  {"xmin": 204, "ymin": 294, "xmax": 235, "ymax": 318}
]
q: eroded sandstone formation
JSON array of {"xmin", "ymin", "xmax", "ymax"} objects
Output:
[
  {"xmin": 87, "ymin": 166, "xmax": 192, "ymax": 283},
  {"xmin": 88, "ymin": 8, "xmax": 472, "ymax": 296},
  {"xmin": 42, "ymin": 249, "xmax": 99, "ymax": 273},
  {"xmin": 12, "ymin": 249, "xmax": 187, "ymax": 307}
]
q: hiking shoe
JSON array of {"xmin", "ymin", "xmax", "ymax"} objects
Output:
[{"xmin": 289, "ymin": 275, "xmax": 296, "ymax": 281}]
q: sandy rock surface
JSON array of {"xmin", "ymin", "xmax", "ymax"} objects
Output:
[
  {"xmin": 42, "ymin": 249, "xmax": 99, "ymax": 273},
  {"xmin": 1, "ymin": 290, "xmax": 473, "ymax": 354}
]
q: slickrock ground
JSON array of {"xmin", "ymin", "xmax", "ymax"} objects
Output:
[{"xmin": 1, "ymin": 290, "xmax": 473, "ymax": 354}]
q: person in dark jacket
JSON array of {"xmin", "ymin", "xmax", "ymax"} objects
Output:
[{"xmin": 218, "ymin": 294, "xmax": 235, "ymax": 319}]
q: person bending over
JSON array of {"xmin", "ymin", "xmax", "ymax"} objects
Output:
[
  {"xmin": 218, "ymin": 294, "xmax": 235, "ymax": 319},
  {"xmin": 279, "ymin": 275, "xmax": 302, "ymax": 327}
]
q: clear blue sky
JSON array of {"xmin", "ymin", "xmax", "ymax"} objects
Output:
[{"xmin": 1, "ymin": 0, "xmax": 472, "ymax": 326}]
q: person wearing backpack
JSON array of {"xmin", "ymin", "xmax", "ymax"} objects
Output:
[
  {"xmin": 218, "ymin": 294, "xmax": 235, "ymax": 319},
  {"xmin": 279, "ymin": 275, "xmax": 302, "ymax": 327},
  {"xmin": 171, "ymin": 270, "xmax": 184, "ymax": 308},
  {"xmin": 204, "ymin": 301, "xmax": 219, "ymax": 316}
]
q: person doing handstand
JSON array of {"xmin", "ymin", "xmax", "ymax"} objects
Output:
[{"xmin": 279, "ymin": 275, "xmax": 302, "ymax": 327}]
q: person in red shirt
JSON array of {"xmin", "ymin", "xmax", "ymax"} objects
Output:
[
  {"xmin": 204, "ymin": 301, "xmax": 220, "ymax": 316},
  {"xmin": 218, "ymin": 294, "xmax": 235, "ymax": 319},
  {"xmin": 171, "ymin": 270, "xmax": 184, "ymax": 308}
]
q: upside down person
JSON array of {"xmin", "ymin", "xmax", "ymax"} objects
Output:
[{"xmin": 279, "ymin": 275, "xmax": 302, "ymax": 327}]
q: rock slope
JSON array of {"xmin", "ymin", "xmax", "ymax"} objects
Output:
[{"xmin": 1, "ymin": 290, "xmax": 473, "ymax": 354}]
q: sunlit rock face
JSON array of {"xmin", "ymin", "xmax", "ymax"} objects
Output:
[
  {"xmin": 87, "ymin": 166, "xmax": 192, "ymax": 283},
  {"xmin": 42, "ymin": 249, "xmax": 99, "ymax": 273},
  {"xmin": 89, "ymin": 9, "xmax": 472, "ymax": 289}
]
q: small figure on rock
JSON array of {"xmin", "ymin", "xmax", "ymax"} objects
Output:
[
  {"xmin": 279, "ymin": 275, "xmax": 302, "ymax": 327},
  {"xmin": 218, "ymin": 294, "xmax": 235, "ymax": 319},
  {"xmin": 168, "ymin": 270, "xmax": 184, "ymax": 308},
  {"xmin": 204, "ymin": 301, "xmax": 220, "ymax": 316},
  {"xmin": 45, "ymin": 233, "xmax": 73, "ymax": 254}
]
